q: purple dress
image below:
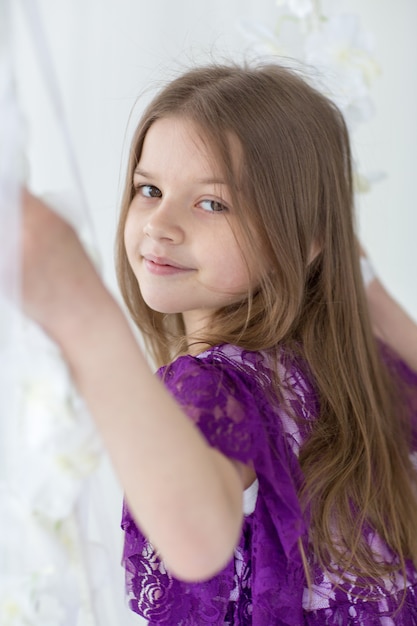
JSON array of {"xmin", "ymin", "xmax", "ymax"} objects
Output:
[{"xmin": 121, "ymin": 343, "xmax": 417, "ymax": 625}]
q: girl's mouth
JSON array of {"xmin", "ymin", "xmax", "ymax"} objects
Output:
[{"xmin": 143, "ymin": 255, "xmax": 193, "ymax": 276}]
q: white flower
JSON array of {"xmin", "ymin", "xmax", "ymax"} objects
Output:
[
  {"xmin": 0, "ymin": 574, "xmax": 67, "ymax": 626},
  {"xmin": 239, "ymin": 11, "xmax": 306, "ymax": 59},
  {"xmin": 239, "ymin": 4, "xmax": 383, "ymax": 190},
  {"xmin": 13, "ymin": 318, "xmax": 102, "ymax": 519},
  {"xmin": 354, "ymin": 170, "xmax": 385, "ymax": 194},
  {"xmin": 302, "ymin": 14, "xmax": 379, "ymax": 130},
  {"xmin": 276, "ymin": 0, "xmax": 315, "ymax": 19},
  {"xmin": 305, "ymin": 14, "xmax": 378, "ymax": 84},
  {"xmin": 0, "ymin": 490, "xmax": 71, "ymax": 575},
  {"xmin": 1, "ymin": 315, "xmax": 105, "ymax": 622}
]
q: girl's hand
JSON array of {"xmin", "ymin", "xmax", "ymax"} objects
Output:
[{"xmin": 21, "ymin": 189, "xmax": 106, "ymax": 348}]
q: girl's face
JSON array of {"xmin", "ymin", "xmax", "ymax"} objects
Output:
[{"xmin": 124, "ymin": 115, "xmax": 263, "ymax": 338}]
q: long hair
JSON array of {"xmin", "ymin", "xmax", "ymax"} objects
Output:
[{"xmin": 115, "ymin": 62, "xmax": 417, "ymax": 583}]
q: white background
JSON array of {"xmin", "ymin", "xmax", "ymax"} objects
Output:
[{"xmin": 10, "ymin": 1, "xmax": 417, "ymax": 622}]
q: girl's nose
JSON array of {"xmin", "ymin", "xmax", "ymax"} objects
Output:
[{"xmin": 143, "ymin": 201, "xmax": 185, "ymax": 244}]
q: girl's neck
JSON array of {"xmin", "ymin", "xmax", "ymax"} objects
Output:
[
  {"xmin": 183, "ymin": 313, "xmax": 216, "ymax": 357},
  {"xmin": 185, "ymin": 339, "xmax": 213, "ymax": 357}
]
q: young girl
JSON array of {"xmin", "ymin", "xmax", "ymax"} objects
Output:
[{"xmin": 21, "ymin": 63, "xmax": 417, "ymax": 625}]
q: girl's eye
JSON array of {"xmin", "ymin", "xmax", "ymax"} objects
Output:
[
  {"xmin": 136, "ymin": 184, "xmax": 162, "ymax": 198},
  {"xmin": 199, "ymin": 199, "xmax": 228, "ymax": 213}
]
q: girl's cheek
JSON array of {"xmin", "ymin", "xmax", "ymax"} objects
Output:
[{"xmin": 124, "ymin": 211, "xmax": 137, "ymax": 248}]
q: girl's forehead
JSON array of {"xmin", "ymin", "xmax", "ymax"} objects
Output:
[{"xmin": 140, "ymin": 116, "xmax": 242, "ymax": 178}]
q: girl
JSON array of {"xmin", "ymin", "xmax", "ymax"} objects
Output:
[{"xmin": 21, "ymin": 63, "xmax": 417, "ymax": 625}]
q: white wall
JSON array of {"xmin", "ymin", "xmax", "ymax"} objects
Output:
[{"xmin": 347, "ymin": 0, "xmax": 417, "ymax": 315}]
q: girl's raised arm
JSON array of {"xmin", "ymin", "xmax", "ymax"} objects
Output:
[
  {"xmin": 362, "ymin": 252, "xmax": 417, "ymax": 372},
  {"xmin": 21, "ymin": 190, "xmax": 245, "ymax": 581}
]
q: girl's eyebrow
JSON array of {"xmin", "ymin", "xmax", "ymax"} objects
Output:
[
  {"xmin": 197, "ymin": 177, "xmax": 227, "ymax": 185},
  {"xmin": 134, "ymin": 167, "xmax": 152, "ymax": 177},
  {"xmin": 134, "ymin": 167, "xmax": 227, "ymax": 187}
]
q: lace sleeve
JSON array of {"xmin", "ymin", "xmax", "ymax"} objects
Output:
[
  {"xmin": 120, "ymin": 353, "xmax": 263, "ymax": 625},
  {"xmin": 160, "ymin": 354, "xmax": 261, "ymax": 463}
]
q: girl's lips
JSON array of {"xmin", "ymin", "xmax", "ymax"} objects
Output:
[{"xmin": 143, "ymin": 255, "xmax": 193, "ymax": 276}]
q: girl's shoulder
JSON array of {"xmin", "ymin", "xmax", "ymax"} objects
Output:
[
  {"xmin": 157, "ymin": 345, "xmax": 275, "ymax": 467},
  {"xmin": 160, "ymin": 342, "xmax": 317, "ymax": 405},
  {"xmin": 158, "ymin": 343, "xmax": 319, "ymax": 462}
]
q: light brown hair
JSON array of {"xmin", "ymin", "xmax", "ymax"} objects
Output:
[{"xmin": 116, "ymin": 63, "xmax": 417, "ymax": 584}]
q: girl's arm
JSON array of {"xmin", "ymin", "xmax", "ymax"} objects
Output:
[
  {"xmin": 21, "ymin": 190, "xmax": 245, "ymax": 582},
  {"xmin": 362, "ymin": 254, "xmax": 417, "ymax": 372}
]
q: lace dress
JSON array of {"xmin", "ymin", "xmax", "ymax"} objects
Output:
[{"xmin": 121, "ymin": 343, "xmax": 417, "ymax": 625}]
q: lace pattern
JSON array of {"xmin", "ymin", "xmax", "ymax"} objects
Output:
[{"xmin": 121, "ymin": 343, "xmax": 417, "ymax": 625}]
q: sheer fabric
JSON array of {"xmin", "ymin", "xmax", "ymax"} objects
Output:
[
  {"xmin": 0, "ymin": 3, "xmax": 136, "ymax": 622},
  {"xmin": 122, "ymin": 343, "xmax": 417, "ymax": 625}
]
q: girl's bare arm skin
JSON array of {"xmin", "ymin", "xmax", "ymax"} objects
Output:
[
  {"xmin": 367, "ymin": 277, "xmax": 417, "ymax": 372},
  {"xmin": 361, "ymin": 248, "xmax": 417, "ymax": 372},
  {"xmin": 21, "ymin": 190, "xmax": 246, "ymax": 582}
]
